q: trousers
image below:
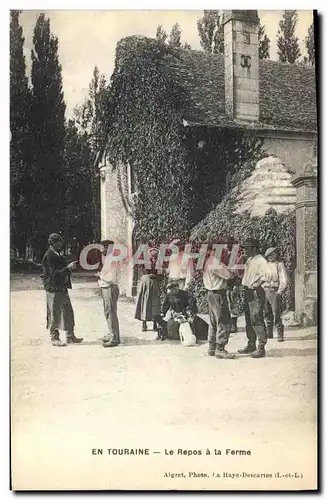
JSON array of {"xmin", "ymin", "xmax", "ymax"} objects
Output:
[
  {"xmin": 207, "ymin": 289, "xmax": 231, "ymax": 351},
  {"xmin": 264, "ymin": 288, "xmax": 284, "ymax": 337},
  {"xmin": 101, "ymin": 284, "xmax": 120, "ymax": 343},
  {"xmin": 244, "ymin": 286, "xmax": 267, "ymax": 348},
  {"xmin": 46, "ymin": 290, "xmax": 74, "ymax": 335}
]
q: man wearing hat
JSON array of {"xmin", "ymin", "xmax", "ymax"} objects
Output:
[
  {"xmin": 262, "ymin": 247, "xmax": 288, "ymax": 341},
  {"xmin": 42, "ymin": 233, "xmax": 83, "ymax": 346},
  {"xmin": 238, "ymin": 238, "xmax": 268, "ymax": 358}
]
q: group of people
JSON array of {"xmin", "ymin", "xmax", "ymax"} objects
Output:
[{"xmin": 41, "ymin": 234, "xmax": 288, "ymax": 360}]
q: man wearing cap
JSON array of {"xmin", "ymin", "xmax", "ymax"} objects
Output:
[
  {"xmin": 238, "ymin": 239, "xmax": 268, "ymax": 358},
  {"xmin": 42, "ymin": 233, "xmax": 83, "ymax": 347},
  {"xmin": 262, "ymin": 247, "xmax": 288, "ymax": 341},
  {"xmin": 97, "ymin": 240, "xmax": 121, "ymax": 348}
]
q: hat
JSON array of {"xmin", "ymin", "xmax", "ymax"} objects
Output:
[
  {"xmin": 148, "ymin": 247, "xmax": 159, "ymax": 258},
  {"xmin": 167, "ymin": 279, "xmax": 180, "ymax": 290},
  {"xmin": 100, "ymin": 239, "xmax": 114, "ymax": 247},
  {"xmin": 264, "ymin": 247, "xmax": 277, "ymax": 258},
  {"xmin": 241, "ymin": 238, "xmax": 260, "ymax": 248},
  {"xmin": 48, "ymin": 233, "xmax": 63, "ymax": 245}
]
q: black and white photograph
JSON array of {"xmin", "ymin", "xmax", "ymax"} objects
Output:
[{"xmin": 9, "ymin": 8, "xmax": 318, "ymax": 491}]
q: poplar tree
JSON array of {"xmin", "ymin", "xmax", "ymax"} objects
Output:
[
  {"xmin": 31, "ymin": 13, "xmax": 66, "ymax": 257},
  {"xmin": 304, "ymin": 21, "xmax": 315, "ymax": 66},
  {"xmin": 197, "ymin": 10, "xmax": 224, "ymax": 54},
  {"xmin": 10, "ymin": 10, "xmax": 33, "ymax": 256},
  {"xmin": 258, "ymin": 22, "xmax": 270, "ymax": 60},
  {"xmin": 277, "ymin": 10, "xmax": 301, "ymax": 63}
]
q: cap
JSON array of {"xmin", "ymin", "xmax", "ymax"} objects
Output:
[
  {"xmin": 264, "ymin": 247, "xmax": 277, "ymax": 258},
  {"xmin": 167, "ymin": 279, "xmax": 180, "ymax": 290},
  {"xmin": 241, "ymin": 238, "xmax": 260, "ymax": 248},
  {"xmin": 48, "ymin": 233, "xmax": 63, "ymax": 245}
]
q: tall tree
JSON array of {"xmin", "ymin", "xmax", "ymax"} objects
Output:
[
  {"xmin": 31, "ymin": 13, "xmax": 66, "ymax": 258},
  {"xmin": 197, "ymin": 10, "xmax": 224, "ymax": 54},
  {"xmin": 304, "ymin": 21, "xmax": 315, "ymax": 66},
  {"xmin": 277, "ymin": 10, "xmax": 301, "ymax": 63},
  {"xmin": 62, "ymin": 119, "xmax": 94, "ymax": 247},
  {"xmin": 155, "ymin": 23, "xmax": 191, "ymax": 50},
  {"xmin": 168, "ymin": 23, "xmax": 182, "ymax": 49},
  {"xmin": 10, "ymin": 10, "xmax": 34, "ymax": 256},
  {"xmin": 156, "ymin": 24, "xmax": 168, "ymax": 43},
  {"xmin": 258, "ymin": 22, "xmax": 270, "ymax": 60},
  {"xmin": 74, "ymin": 66, "xmax": 110, "ymax": 240}
]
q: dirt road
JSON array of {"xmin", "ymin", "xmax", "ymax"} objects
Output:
[{"xmin": 10, "ymin": 275, "xmax": 317, "ymax": 490}]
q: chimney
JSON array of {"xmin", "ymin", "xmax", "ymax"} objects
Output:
[{"xmin": 222, "ymin": 10, "xmax": 260, "ymax": 122}]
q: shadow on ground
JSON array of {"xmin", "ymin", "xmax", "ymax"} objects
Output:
[{"xmin": 267, "ymin": 348, "xmax": 317, "ymax": 357}]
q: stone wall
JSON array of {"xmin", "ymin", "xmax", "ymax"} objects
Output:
[
  {"xmin": 260, "ymin": 134, "xmax": 316, "ymax": 175},
  {"xmin": 223, "ymin": 11, "xmax": 260, "ymax": 122},
  {"xmin": 100, "ymin": 162, "xmax": 134, "ymax": 297}
]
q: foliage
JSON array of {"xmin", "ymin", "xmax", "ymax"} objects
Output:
[
  {"xmin": 74, "ymin": 66, "xmax": 111, "ymax": 240},
  {"xmin": 258, "ymin": 22, "xmax": 270, "ymax": 60},
  {"xmin": 197, "ymin": 10, "xmax": 224, "ymax": 55},
  {"xmin": 197, "ymin": 11, "xmax": 269, "ymax": 60},
  {"xmin": 62, "ymin": 119, "xmax": 94, "ymax": 246},
  {"xmin": 190, "ymin": 188, "xmax": 296, "ymax": 312},
  {"xmin": 107, "ymin": 36, "xmax": 264, "ymax": 246},
  {"xmin": 304, "ymin": 21, "xmax": 315, "ymax": 66},
  {"xmin": 156, "ymin": 25, "xmax": 168, "ymax": 43},
  {"xmin": 277, "ymin": 10, "xmax": 301, "ymax": 64},
  {"xmin": 155, "ymin": 23, "xmax": 191, "ymax": 50},
  {"xmin": 10, "ymin": 10, "xmax": 34, "ymax": 256},
  {"xmin": 30, "ymin": 13, "xmax": 66, "ymax": 259}
]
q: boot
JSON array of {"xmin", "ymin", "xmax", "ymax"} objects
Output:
[
  {"xmin": 215, "ymin": 348, "xmax": 236, "ymax": 359},
  {"xmin": 66, "ymin": 332, "xmax": 83, "ymax": 344},
  {"xmin": 208, "ymin": 343, "xmax": 216, "ymax": 356},
  {"xmin": 266, "ymin": 326, "xmax": 273, "ymax": 339},
  {"xmin": 230, "ymin": 317, "xmax": 238, "ymax": 333},
  {"xmin": 50, "ymin": 330, "xmax": 66, "ymax": 347},
  {"xmin": 251, "ymin": 347, "xmax": 266, "ymax": 358},
  {"xmin": 238, "ymin": 343, "xmax": 256, "ymax": 354},
  {"xmin": 153, "ymin": 321, "xmax": 158, "ymax": 331},
  {"xmin": 142, "ymin": 321, "xmax": 147, "ymax": 332},
  {"xmin": 102, "ymin": 338, "xmax": 120, "ymax": 348},
  {"xmin": 277, "ymin": 325, "xmax": 284, "ymax": 342}
]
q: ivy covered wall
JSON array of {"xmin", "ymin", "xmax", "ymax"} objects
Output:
[{"xmin": 106, "ymin": 36, "xmax": 264, "ymax": 245}]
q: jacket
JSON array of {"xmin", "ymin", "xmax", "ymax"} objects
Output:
[{"xmin": 41, "ymin": 248, "xmax": 72, "ymax": 292}]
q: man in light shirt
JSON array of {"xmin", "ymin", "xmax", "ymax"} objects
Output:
[
  {"xmin": 97, "ymin": 240, "xmax": 121, "ymax": 348},
  {"xmin": 263, "ymin": 247, "xmax": 288, "ymax": 342},
  {"xmin": 203, "ymin": 245, "xmax": 235, "ymax": 359},
  {"xmin": 238, "ymin": 238, "xmax": 268, "ymax": 358}
]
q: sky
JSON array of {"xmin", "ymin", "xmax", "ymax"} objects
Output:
[{"xmin": 19, "ymin": 10, "xmax": 313, "ymax": 118}]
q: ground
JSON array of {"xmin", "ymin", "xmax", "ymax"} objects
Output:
[{"xmin": 11, "ymin": 274, "xmax": 317, "ymax": 491}]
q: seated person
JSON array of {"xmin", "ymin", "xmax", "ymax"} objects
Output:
[{"xmin": 160, "ymin": 280, "xmax": 208, "ymax": 341}]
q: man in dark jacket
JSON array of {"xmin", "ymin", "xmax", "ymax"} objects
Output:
[
  {"xmin": 161, "ymin": 280, "xmax": 208, "ymax": 340},
  {"xmin": 42, "ymin": 233, "xmax": 83, "ymax": 347}
]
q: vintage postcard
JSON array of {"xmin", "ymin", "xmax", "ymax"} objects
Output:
[{"xmin": 10, "ymin": 9, "xmax": 318, "ymax": 491}]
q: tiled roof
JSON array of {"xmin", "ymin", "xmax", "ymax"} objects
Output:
[{"xmin": 165, "ymin": 48, "xmax": 317, "ymax": 132}]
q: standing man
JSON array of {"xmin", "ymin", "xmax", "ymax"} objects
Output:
[
  {"xmin": 221, "ymin": 238, "xmax": 244, "ymax": 333},
  {"xmin": 203, "ymin": 245, "xmax": 236, "ymax": 359},
  {"xmin": 97, "ymin": 240, "xmax": 121, "ymax": 348},
  {"xmin": 42, "ymin": 233, "xmax": 83, "ymax": 346},
  {"xmin": 238, "ymin": 239, "xmax": 268, "ymax": 358},
  {"xmin": 262, "ymin": 247, "xmax": 288, "ymax": 342}
]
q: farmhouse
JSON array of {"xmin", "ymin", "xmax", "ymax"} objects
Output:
[{"xmin": 99, "ymin": 10, "xmax": 317, "ymax": 322}]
